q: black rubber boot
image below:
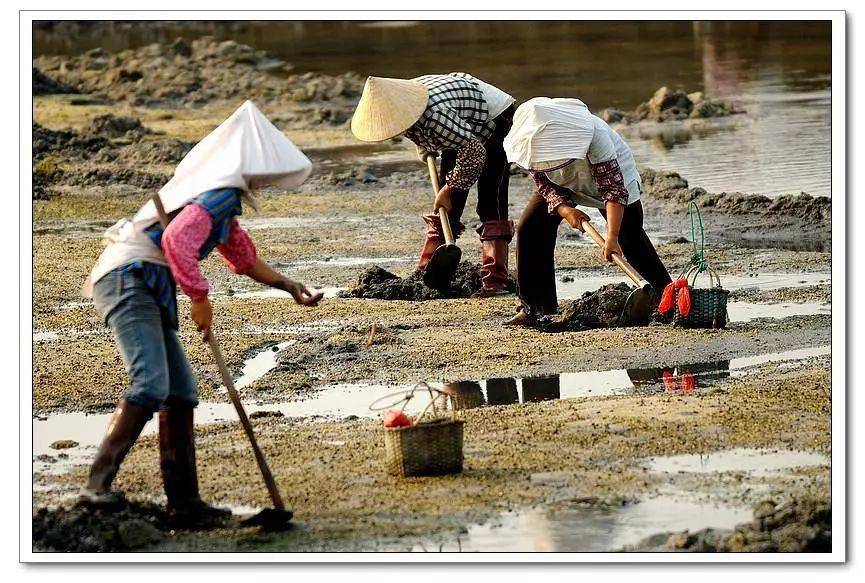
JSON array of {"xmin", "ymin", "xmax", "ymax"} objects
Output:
[
  {"xmin": 159, "ymin": 401, "xmax": 231, "ymax": 529},
  {"xmin": 77, "ymin": 399, "xmax": 152, "ymax": 509}
]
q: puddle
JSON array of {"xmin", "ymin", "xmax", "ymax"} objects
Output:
[
  {"xmin": 34, "ymin": 329, "xmax": 108, "ymax": 343},
  {"xmin": 726, "ymin": 301, "xmax": 830, "ymax": 322},
  {"xmin": 287, "ymin": 256, "xmax": 413, "ymax": 269},
  {"xmin": 34, "ymin": 344, "xmax": 830, "ymax": 477},
  {"xmin": 33, "ymin": 340, "xmax": 297, "ymax": 473},
  {"xmin": 646, "ymin": 448, "xmax": 828, "ymax": 476},
  {"xmin": 557, "ymin": 270, "xmax": 830, "ymax": 301},
  {"xmin": 414, "ymin": 496, "xmax": 752, "ymax": 552},
  {"xmin": 305, "ymin": 143, "xmax": 418, "ymax": 177},
  {"xmin": 228, "ymin": 286, "xmax": 344, "ymax": 300}
]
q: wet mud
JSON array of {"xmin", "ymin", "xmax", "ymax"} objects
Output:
[
  {"xmin": 537, "ymin": 283, "xmax": 644, "ymax": 332},
  {"xmin": 628, "ymin": 498, "xmax": 831, "ymax": 552},
  {"xmin": 31, "ymin": 36, "xmax": 833, "ymax": 553},
  {"xmin": 33, "ymin": 501, "xmax": 170, "ymax": 552},
  {"xmin": 345, "ymin": 262, "xmax": 515, "ymax": 301},
  {"xmin": 33, "ymin": 37, "xmax": 363, "ymax": 115}
]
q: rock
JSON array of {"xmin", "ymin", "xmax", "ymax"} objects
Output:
[
  {"xmin": 49, "ymin": 439, "xmax": 78, "ymax": 449},
  {"xmin": 33, "ymin": 67, "xmax": 76, "ymax": 95},
  {"xmin": 87, "ymin": 114, "xmax": 151, "ymax": 139}
]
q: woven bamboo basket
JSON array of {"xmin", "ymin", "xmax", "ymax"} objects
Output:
[
  {"xmin": 673, "ymin": 265, "xmax": 730, "ymax": 329},
  {"xmin": 372, "ymin": 383, "xmax": 465, "ymax": 478},
  {"xmin": 383, "ymin": 417, "xmax": 465, "ymax": 477}
]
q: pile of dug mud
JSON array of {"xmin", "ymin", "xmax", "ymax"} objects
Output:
[
  {"xmin": 627, "ymin": 498, "xmax": 831, "ymax": 552},
  {"xmin": 33, "ymin": 502, "xmax": 170, "ymax": 552},
  {"xmin": 345, "ymin": 262, "xmax": 515, "ymax": 301},
  {"xmin": 600, "ymin": 86, "xmax": 743, "ymax": 125},
  {"xmin": 34, "ymin": 37, "xmax": 364, "ymax": 115},
  {"xmin": 536, "ymin": 283, "xmax": 639, "ymax": 332}
]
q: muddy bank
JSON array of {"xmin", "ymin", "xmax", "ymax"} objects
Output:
[
  {"xmin": 34, "ymin": 37, "xmax": 363, "ymax": 118},
  {"xmin": 628, "ymin": 498, "xmax": 831, "ymax": 552},
  {"xmin": 33, "ymin": 501, "xmax": 170, "ymax": 552},
  {"xmin": 345, "ymin": 262, "xmax": 515, "ymax": 301},
  {"xmin": 600, "ymin": 86, "xmax": 743, "ymax": 126},
  {"xmin": 640, "ymin": 167, "xmax": 831, "ymax": 251}
]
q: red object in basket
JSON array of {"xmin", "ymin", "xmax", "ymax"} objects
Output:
[{"xmin": 384, "ymin": 409, "xmax": 412, "ymax": 428}]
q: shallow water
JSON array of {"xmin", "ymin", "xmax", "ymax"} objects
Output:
[
  {"xmin": 35, "ymin": 21, "xmax": 831, "ymax": 198},
  {"xmin": 414, "ymin": 446, "xmax": 826, "ymax": 552},
  {"xmin": 32, "ymin": 343, "xmax": 830, "ymax": 475},
  {"xmin": 646, "ymin": 447, "xmax": 828, "ymax": 476}
]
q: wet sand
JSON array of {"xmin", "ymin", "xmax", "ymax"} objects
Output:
[{"xmin": 31, "ymin": 38, "xmax": 832, "ymax": 552}]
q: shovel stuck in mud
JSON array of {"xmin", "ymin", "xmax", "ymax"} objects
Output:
[
  {"xmin": 422, "ymin": 154, "xmax": 462, "ymax": 290},
  {"xmin": 581, "ymin": 220, "xmax": 654, "ymax": 326}
]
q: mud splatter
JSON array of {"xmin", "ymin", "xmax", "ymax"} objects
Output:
[{"xmin": 345, "ymin": 262, "xmax": 515, "ymax": 301}]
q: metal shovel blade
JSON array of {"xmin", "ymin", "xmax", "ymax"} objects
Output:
[
  {"xmin": 619, "ymin": 284, "xmax": 654, "ymax": 326},
  {"xmin": 240, "ymin": 507, "xmax": 294, "ymax": 532},
  {"xmin": 423, "ymin": 243, "xmax": 462, "ymax": 290}
]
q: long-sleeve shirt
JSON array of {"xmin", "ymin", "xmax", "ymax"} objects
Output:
[
  {"xmin": 403, "ymin": 73, "xmax": 497, "ymax": 190},
  {"xmin": 533, "ymin": 158, "xmax": 630, "ymax": 215},
  {"xmin": 162, "ymin": 205, "xmax": 257, "ymax": 301}
]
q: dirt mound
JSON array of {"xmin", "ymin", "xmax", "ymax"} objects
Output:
[
  {"xmin": 627, "ymin": 498, "xmax": 831, "ymax": 552},
  {"xmin": 33, "ymin": 502, "xmax": 169, "ymax": 552},
  {"xmin": 88, "ymin": 114, "xmax": 153, "ymax": 140},
  {"xmin": 34, "ymin": 37, "xmax": 364, "ymax": 113},
  {"xmin": 102, "ymin": 138, "xmax": 194, "ymax": 165},
  {"xmin": 537, "ymin": 283, "xmax": 634, "ymax": 331},
  {"xmin": 33, "ymin": 122, "xmax": 113, "ymax": 162},
  {"xmin": 345, "ymin": 262, "xmax": 514, "ymax": 301},
  {"xmin": 599, "ymin": 86, "xmax": 743, "ymax": 125},
  {"xmin": 33, "ymin": 67, "xmax": 76, "ymax": 95},
  {"xmin": 639, "ymin": 167, "xmax": 831, "ymax": 222}
]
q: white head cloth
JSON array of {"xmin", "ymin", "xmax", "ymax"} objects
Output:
[
  {"xmin": 133, "ymin": 100, "xmax": 312, "ymax": 228},
  {"xmin": 503, "ymin": 97, "xmax": 596, "ymax": 170}
]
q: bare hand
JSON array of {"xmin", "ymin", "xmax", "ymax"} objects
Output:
[
  {"xmin": 433, "ymin": 185, "xmax": 453, "ymax": 213},
  {"xmin": 557, "ymin": 206, "xmax": 591, "ymax": 232},
  {"xmin": 190, "ymin": 298, "xmax": 213, "ymax": 341},
  {"xmin": 280, "ymin": 278, "xmax": 324, "ymax": 306},
  {"xmin": 602, "ymin": 238, "xmax": 623, "ymax": 263}
]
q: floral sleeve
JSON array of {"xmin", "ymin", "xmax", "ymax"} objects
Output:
[
  {"xmin": 217, "ymin": 218, "xmax": 258, "ymax": 275},
  {"xmin": 533, "ymin": 172, "xmax": 574, "ymax": 215},
  {"xmin": 445, "ymin": 138, "xmax": 486, "ymax": 191}
]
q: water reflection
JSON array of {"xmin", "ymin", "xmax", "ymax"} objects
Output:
[
  {"xmin": 35, "ymin": 21, "xmax": 831, "ymax": 196},
  {"xmin": 442, "ymin": 360, "xmax": 732, "ymax": 411}
]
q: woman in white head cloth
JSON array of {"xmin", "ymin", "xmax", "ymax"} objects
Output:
[
  {"xmin": 503, "ymin": 97, "xmax": 672, "ymax": 326},
  {"xmin": 78, "ymin": 101, "xmax": 322, "ymax": 526}
]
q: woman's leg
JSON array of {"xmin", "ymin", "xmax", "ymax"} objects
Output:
[
  {"xmin": 158, "ymin": 330, "xmax": 229, "ymax": 524},
  {"xmin": 415, "ymin": 150, "xmax": 467, "ymax": 271},
  {"xmin": 513, "ymin": 191, "xmax": 563, "ymax": 317},
  {"xmin": 601, "ymin": 200, "xmax": 672, "ymax": 292},
  {"xmin": 474, "ymin": 107, "xmax": 515, "ymax": 295},
  {"xmin": 81, "ymin": 274, "xmax": 170, "ymax": 504}
]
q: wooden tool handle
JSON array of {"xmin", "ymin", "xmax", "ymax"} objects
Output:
[
  {"xmin": 426, "ymin": 155, "xmax": 456, "ymax": 245},
  {"xmin": 208, "ymin": 333, "xmax": 285, "ymax": 511},
  {"xmin": 581, "ymin": 221, "xmax": 647, "ymax": 287}
]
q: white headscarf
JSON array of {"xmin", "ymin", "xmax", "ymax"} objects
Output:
[
  {"xmin": 503, "ymin": 97, "xmax": 596, "ymax": 170},
  {"xmin": 133, "ymin": 100, "xmax": 312, "ymax": 228}
]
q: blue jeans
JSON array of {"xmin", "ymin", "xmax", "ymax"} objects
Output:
[{"xmin": 92, "ymin": 269, "xmax": 198, "ymax": 413}]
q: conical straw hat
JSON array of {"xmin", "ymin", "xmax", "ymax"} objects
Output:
[{"xmin": 351, "ymin": 76, "xmax": 429, "ymax": 142}]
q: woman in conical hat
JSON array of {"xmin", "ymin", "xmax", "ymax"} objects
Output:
[
  {"xmin": 79, "ymin": 101, "xmax": 322, "ymax": 526},
  {"xmin": 351, "ymin": 73, "xmax": 516, "ymax": 297},
  {"xmin": 502, "ymin": 97, "xmax": 672, "ymax": 326}
]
